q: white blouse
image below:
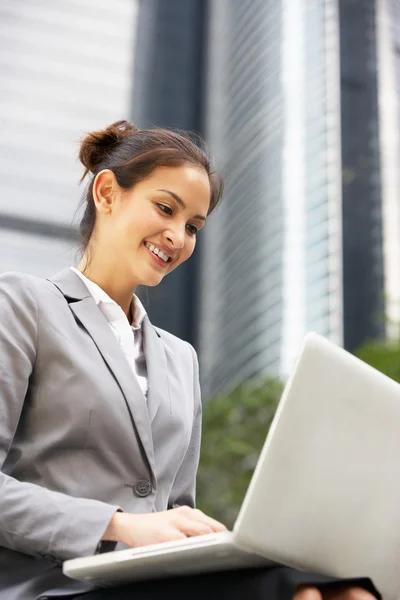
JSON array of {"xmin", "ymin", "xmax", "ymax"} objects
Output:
[{"xmin": 70, "ymin": 267, "xmax": 148, "ymax": 398}]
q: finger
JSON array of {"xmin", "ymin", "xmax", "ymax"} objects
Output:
[
  {"xmin": 174, "ymin": 516, "xmax": 216, "ymax": 537},
  {"xmin": 174, "ymin": 506, "xmax": 227, "ymax": 532},
  {"xmin": 295, "ymin": 586, "xmax": 323, "ymax": 600},
  {"xmin": 126, "ymin": 526, "xmax": 187, "ymax": 548},
  {"xmin": 159, "ymin": 527, "xmax": 188, "ymax": 543},
  {"xmin": 190, "ymin": 508, "xmax": 228, "ymax": 532},
  {"xmin": 173, "ymin": 506, "xmax": 227, "ymax": 532},
  {"xmin": 322, "ymin": 587, "xmax": 376, "ymax": 600}
]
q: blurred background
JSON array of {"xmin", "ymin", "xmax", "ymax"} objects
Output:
[{"xmin": 1, "ymin": 0, "xmax": 400, "ymax": 524}]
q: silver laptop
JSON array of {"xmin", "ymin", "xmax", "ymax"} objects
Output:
[{"xmin": 64, "ymin": 332, "xmax": 400, "ymax": 600}]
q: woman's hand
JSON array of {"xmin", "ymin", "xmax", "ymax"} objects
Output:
[
  {"xmin": 295, "ymin": 585, "xmax": 376, "ymax": 600},
  {"xmin": 103, "ymin": 505, "xmax": 227, "ymax": 547}
]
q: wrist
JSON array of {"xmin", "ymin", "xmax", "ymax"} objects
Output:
[{"xmin": 102, "ymin": 510, "xmax": 124, "ymax": 542}]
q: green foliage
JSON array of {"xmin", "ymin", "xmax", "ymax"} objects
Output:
[
  {"xmin": 196, "ymin": 377, "xmax": 283, "ymax": 528},
  {"xmin": 355, "ymin": 339, "xmax": 400, "ymax": 384}
]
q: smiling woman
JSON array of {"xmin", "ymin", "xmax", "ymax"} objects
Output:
[
  {"xmin": 76, "ymin": 121, "xmax": 222, "ymax": 313},
  {"xmin": 0, "ymin": 121, "xmax": 379, "ymax": 600}
]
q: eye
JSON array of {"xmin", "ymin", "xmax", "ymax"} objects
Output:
[
  {"xmin": 186, "ymin": 224, "xmax": 198, "ymax": 235},
  {"xmin": 157, "ymin": 203, "xmax": 173, "ymax": 215}
]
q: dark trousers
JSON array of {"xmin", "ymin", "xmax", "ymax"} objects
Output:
[{"xmin": 73, "ymin": 566, "xmax": 381, "ymax": 600}]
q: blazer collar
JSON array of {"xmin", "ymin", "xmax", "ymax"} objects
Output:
[
  {"xmin": 142, "ymin": 316, "xmax": 168, "ymax": 424},
  {"xmin": 48, "ymin": 268, "xmax": 166, "ymax": 477},
  {"xmin": 50, "ymin": 267, "xmax": 92, "ymax": 301}
]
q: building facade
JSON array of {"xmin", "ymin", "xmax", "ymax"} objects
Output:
[
  {"xmin": 0, "ymin": 0, "xmax": 138, "ymax": 276},
  {"xmin": 199, "ymin": 0, "xmax": 398, "ymax": 397},
  {"xmin": 199, "ymin": 0, "xmax": 286, "ymax": 395},
  {"xmin": 377, "ymin": 0, "xmax": 400, "ymax": 339},
  {"xmin": 339, "ymin": 0, "xmax": 385, "ymax": 351}
]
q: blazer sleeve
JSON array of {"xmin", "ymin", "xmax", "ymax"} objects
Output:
[
  {"xmin": 168, "ymin": 343, "xmax": 202, "ymax": 509},
  {"xmin": 0, "ymin": 272, "xmax": 120, "ymax": 562}
]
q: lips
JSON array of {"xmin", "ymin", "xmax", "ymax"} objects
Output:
[
  {"xmin": 144, "ymin": 243, "xmax": 171, "ymax": 269},
  {"xmin": 144, "ymin": 242, "xmax": 172, "ymax": 263}
]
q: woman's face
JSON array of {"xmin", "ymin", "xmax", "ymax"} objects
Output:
[{"xmin": 94, "ymin": 165, "xmax": 211, "ymax": 288}]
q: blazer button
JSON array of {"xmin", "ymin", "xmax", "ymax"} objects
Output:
[{"xmin": 133, "ymin": 480, "xmax": 152, "ymax": 497}]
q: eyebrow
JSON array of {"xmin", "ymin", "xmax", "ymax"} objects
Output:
[{"xmin": 156, "ymin": 189, "xmax": 207, "ymax": 221}]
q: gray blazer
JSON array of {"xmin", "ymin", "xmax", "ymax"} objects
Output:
[{"xmin": 0, "ymin": 268, "xmax": 202, "ymax": 600}]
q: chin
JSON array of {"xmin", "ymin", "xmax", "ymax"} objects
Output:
[
  {"xmin": 142, "ymin": 274, "xmax": 165, "ymax": 287},
  {"xmin": 144, "ymin": 279, "xmax": 163, "ymax": 288}
]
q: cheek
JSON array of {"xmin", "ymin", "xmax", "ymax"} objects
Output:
[
  {"xmin": 136, "ymin": 212, "xmax": 167, "ymax": 242},
  {"xmin": 167, "ymin": 238, "xmax": 196, "ymax": 272},
  {"xmin": 116, "ymin": 212, "xmax": 153, "ymax": 244},
  {"xmin": 182, "ymin": 237, "xmax": 196, "ymax": 262},
  {"xmin": 112, "ymin": 212, "xmax": 137, "ymax": 239}
]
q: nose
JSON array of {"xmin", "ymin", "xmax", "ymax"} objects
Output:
[{"xmin": 165, "ymin": 223, "xmax": 185, "ymax": 249}]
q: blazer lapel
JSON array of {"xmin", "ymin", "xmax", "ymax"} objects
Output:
[
  {"xmin": 49, "ymin": 269, "xmax": 156, "ymax": 475},
  {"xmin": 142, "ymin": 317, "xmax": 169, "ymax": 424}
]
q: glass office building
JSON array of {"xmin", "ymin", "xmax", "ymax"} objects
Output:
[
  {"xmin": 0, "ymin": 0, "xmax": 138, "ymax": 276},
  {"xmin": 339, "ymin": 0, "xmax": 384, "ymax": 351},
  {"xmin": 198, "ymin": 0, "xmax": 286, "ymax": 395},
  {"xmin": 377, "ymin": 0, "xmax": 400, "ymax": 339},
  {"xmin": 199, "ymin": 0, "xmax": 398, "ymax": 397}
]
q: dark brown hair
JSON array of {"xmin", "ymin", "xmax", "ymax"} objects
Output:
[{"xmin": 78, "ymin": 120, "xmax": 223, "ymax": 253}]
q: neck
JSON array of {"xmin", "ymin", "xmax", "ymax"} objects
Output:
[{"xmin": 78, "ymin": 257, "xmax": 136, "ymax": 318}]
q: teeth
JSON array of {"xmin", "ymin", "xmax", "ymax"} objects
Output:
[{"xmin": 145, "ymin": 243, "xmax": 169, "ymax": 263}]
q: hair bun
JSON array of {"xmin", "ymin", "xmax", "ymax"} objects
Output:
[{"xmin": 79, "ymin": 120, "xmax": 139, "ymax": 180}]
